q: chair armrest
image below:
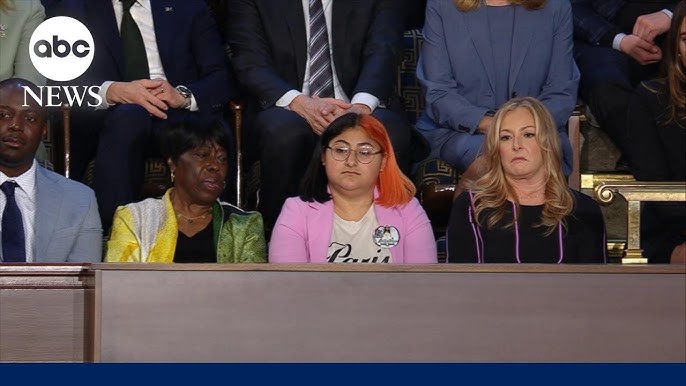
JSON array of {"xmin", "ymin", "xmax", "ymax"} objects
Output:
[
  {"xmin": 52, "ymin": 103, "xmax": 71, "ymax": 178},
  {"xmin": 228, "ymin": 100, "xmax": 244, "ymax": 208},
  {"xmin": 568, "ymin": 114, "xmax": 580, "ymax": 190}
]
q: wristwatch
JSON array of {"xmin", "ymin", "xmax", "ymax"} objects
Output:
[{"xmin": 175, "ymin": 85, "xmax": 192, "ymax": 109}]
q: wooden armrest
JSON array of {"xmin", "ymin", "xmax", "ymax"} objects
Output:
[
  {"xmin": 228, "ymin": 100, "xmax": 244, "ymax": 208},
  {"xmin": 567, "ymin": 115, "xmax": 580, "ymax": 190},
  {"xmin": 61, "ymin": 103, "xmax": 71, "ymax": 179}
]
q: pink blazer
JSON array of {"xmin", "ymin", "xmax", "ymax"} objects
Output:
[{"xmin": 269, "ymin": 197, "xmax": 437, "ymax": 263}]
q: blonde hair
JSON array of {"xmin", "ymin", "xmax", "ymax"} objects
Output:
[
  {"xmin": 453, "ymin": 0, "xmax": 546, "ymax": 12},
  {"xmin": 468, "ymin": 97, "xmax": 573, "ymax": 235}
]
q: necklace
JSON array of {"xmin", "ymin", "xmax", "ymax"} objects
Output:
[{"xmin": 176, "ymin": 209, "xmax": 210, "ymax": 224}]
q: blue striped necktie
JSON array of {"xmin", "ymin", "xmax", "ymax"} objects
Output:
[
  {"xmin": 1, "ymin": 181, "xmax": 26, "ymax": 262},
  {"xmin": 308, "ymin": 0, "xmax": 334, "ymax": 98}
]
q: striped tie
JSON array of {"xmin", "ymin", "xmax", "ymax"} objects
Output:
[{"xmin": 308, "ymin": 0, "xmax": 334, "ymax": 98}]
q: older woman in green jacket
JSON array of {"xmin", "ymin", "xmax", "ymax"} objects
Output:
[{"xmin": 105, "ymin": 119, "xmax": 266, "ymax": 263}]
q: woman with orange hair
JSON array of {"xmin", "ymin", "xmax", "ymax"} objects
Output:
[{"xmin": 269, "ymin": 113, "xmax": 437, "ymax": 263}]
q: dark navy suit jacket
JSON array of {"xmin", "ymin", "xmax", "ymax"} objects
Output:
[
  {"xmin": 571, "ymin": 0, "xmax": 677, "ymax": 47},
  {"xmin": 227, "ymin": 0, "xmax": 404, "ymax": 110},
  {"xmin": 44, "ymin": 0, "xmax": 233, "ymax": 112}
]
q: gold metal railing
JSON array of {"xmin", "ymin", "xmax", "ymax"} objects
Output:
[
  {"xmin": 581, "ymin": 173, "xmax": 635, "ymax": 190},
  {"xmin": 594, "ymin": 181, "xmax": 686, "ymax": 264}
]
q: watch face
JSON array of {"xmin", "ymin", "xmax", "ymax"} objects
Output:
[{"xmin": 176, "ymin": 86, "xmax": 191, "ymax": 98}]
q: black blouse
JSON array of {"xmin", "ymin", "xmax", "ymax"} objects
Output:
[
  {"xmin": 447, "ymin": 190, "xmax": 606, "ymax": 264},
  {"xmin": 173, "ymin": 222, "xmax": 215, "ymax": 263}
]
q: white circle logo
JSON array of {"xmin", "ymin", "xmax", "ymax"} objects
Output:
[{"xmin": 29, "ymin": 16, "xmax": 95, "ymax": 82}]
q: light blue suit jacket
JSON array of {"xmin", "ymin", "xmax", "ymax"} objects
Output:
[
  {"xmin": 416, "ymin": 0, "xmax": 579, "ymax": 174},
  {"xmin": 33, "ymin": 166, "xmax": 102, "ymax": 262}
]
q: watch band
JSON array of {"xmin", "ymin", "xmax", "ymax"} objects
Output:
[{"xmin": 175, "ymin": 85, "xmax": 192, "ymax": 109}]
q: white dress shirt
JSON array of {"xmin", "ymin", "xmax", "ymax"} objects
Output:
[
  {"xmin": 0, "ymin": 160, "xmax": 38, "ymax": 262},
  {"xmin": 612, "ymin": 9, "xmax": 673, "ymax": 51},
  {"xmin": 98, "ymin": 0, "xmax": 197, "ymax": 110},
  {"xmin": 276, "ymin": 0, "xmax": 380, "ymax": 111}
]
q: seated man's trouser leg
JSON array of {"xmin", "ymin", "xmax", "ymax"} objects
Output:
[
  {"xmin": 94, "ymin": 104, "xmax": 153, "ymax": 232},
  {"xmin": 68, "ymin": 109, "xmax": 106, "ymax": 181},
  {"xmin": 254, "ymin": 108, "xmax": 315, "ymax": 235},
  {"xmin": 574, "ymin": 43, "xmax": 658, "ymax": 159}
]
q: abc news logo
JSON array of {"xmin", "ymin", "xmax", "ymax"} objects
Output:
[
  {"xmin": 25, "ymin": 16, "xmax": 102, "ymax": 108},
  {"xmin": 33, "ymin": 35, "xmax": 91, "ymax": 59}
]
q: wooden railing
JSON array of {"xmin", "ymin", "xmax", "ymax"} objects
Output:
[
  {"xmin": 0, "ymin": 264, "xmax": 94, "ymax": 362},
  {"xmin": 4, "ymin": 264, "xmax": 685, "ymax": 362}
]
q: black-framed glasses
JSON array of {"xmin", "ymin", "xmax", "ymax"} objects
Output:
[{"xmin": 326, "ymin": 145, "xmax": 383, "ymax": 164}]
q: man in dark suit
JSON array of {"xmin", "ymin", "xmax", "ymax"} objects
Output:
[
  {"xmin": 44, "ymin": 0, "xmax": 233, "ymax": 230},
  {"xmin": 403, "ymin": 0, "xmax": 426, "ymax": 30},
  {"xmin": 227, "ymin": 0, "xmax": 422, "ymax": 233},
  {"xmin": 1, "ymin": 78, "xmax": 102, "ymax": 262},
  {"xmin": 572, "ymin": 0, "xmax": 677, "ymax": 169}
]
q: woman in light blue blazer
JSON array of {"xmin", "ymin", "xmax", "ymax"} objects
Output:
[{"xmin": 416, "ymin": 0, "xmax": 579, "ymax": 187}]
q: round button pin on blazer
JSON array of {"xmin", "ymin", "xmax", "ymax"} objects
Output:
[{"xmin": 373, "ymin": 225, "xmax": 400, "ymax": 248}]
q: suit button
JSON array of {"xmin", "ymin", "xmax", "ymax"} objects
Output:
[{"xmin": 511, "ymin": 92, "xmax": 518, "ymax": 98}]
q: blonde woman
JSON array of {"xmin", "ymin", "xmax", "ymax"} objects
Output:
[{"xmin": 447, "ymin": 97, "xmax": 606, "ymax": 264}]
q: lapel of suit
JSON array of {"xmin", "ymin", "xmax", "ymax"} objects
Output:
[
  {"xmin": 463, "ymin": 7, "xmax": 496, "ymax": 95},
  {"xmin": 151, "ymin": 0, "xmax": 175, "ymax": 77},
  {"xmin": 87, "ymin": 0, "xmax": 125, "ymax": 77},
  {"xmin": 330, "ymin": 0, "xmax": 353, "ymax": 71},
  {"xmin": 509, "ymin": 6, "xmax": 535, "ymax": 91},
  {"xmin": 307, "ymin": 200, "xmax": 334, "ymax": 263},
  {"xmin": 285, "ymin": 0, "xmax": 307, "ymax": 88},
  {"xmin": 34, "ymin": 168, "xmax": 62, "ymax": 261}
]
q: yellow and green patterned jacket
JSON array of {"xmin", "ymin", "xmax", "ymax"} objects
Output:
[{"xmin": 105, "ymin": 189, "xmax": 266, "ymax": 263}]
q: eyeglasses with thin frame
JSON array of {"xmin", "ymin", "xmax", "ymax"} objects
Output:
[{"xmin": 325, "ymin": 145, "xmax": 383, "ymax": 164}]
